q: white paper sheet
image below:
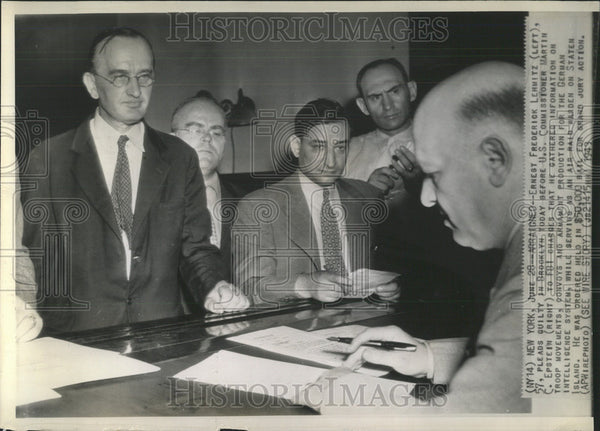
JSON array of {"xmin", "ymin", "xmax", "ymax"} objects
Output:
[
  {"xmin": 228, "ymin": 326, "xmax": 388, "ymax": 376},
  {"xmin": 17, "ymin": 337, "xmax": 160, "ymax": 406},
  {"xmin": 311, "ymin": 324, "xmax": 370, "ymax": 339},
  {"xmin": 173, "ymin": 350, "xmax": 327, "ymax": 402}
]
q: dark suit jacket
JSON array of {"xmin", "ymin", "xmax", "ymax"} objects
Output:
[
  {"xmin": 232, "ymin": 172, "xmax": 384, "ymax": 306},
  {"xmin": 21, "ymin": 120, "xmax": 226, "ymax": 333}
]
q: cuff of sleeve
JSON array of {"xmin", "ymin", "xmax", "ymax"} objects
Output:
[{"xmin": 416, "ymin": 338, "xmax": 435, "ymax": 381}]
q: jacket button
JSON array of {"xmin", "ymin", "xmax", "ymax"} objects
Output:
[
  {"xmin": 127, "ymin": 297, "xmax": 133, "ymax": 305},
  {"xmin": 133, "ymin": 255, "xmax": 142, "ymax": 262}
]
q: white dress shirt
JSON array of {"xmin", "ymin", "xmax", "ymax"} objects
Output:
[
  {"xmin": 344, "ymin": 126, "xmax": 415, "ymax": 182},
  {"xmin": 298, "ymin": 172, "xmax": 351, "ymax": 273},
  {"xmin": 89, "ymin": 110, "xmax": 145, "ymax": 279}
]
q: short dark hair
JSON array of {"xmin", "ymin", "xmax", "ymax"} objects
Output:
[
  {"xmin": 294, "ymin": 99, "xmax": 350, "ymax": 139},
  {"xmin": 459, "ymin": 85, "xmax": 524, "ymax": 131},
  {"xmin": 171, "ymin": 91, "xmax": 224, "ymax": 131},
  {"xmin": 356, "ymin": 58, "xmax": 409, "ymax": 97},
  {"xmin": 88, "ymin": 27, "xmax": 155, "ymax": 72}
]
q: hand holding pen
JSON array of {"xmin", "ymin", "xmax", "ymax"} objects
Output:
[
  {"xmin": 328, "ymin": 337, "xmax": 417, "ymax": 351},
  {"xmin": 340, "ymin": 325, "xmax": 431, "ymax": 378}
]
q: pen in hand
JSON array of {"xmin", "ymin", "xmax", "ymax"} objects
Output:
[{"xmin": 327, "ymin": 337, "xmax": 417, "ymax": 352}]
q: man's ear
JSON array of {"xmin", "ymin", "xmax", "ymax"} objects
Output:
[
  {"xmin": 407, "ymin": 81, "xmax": 417, "ymax": 102},
  {"xmin": 82, "ymin": 72, "xmax": 99, "ymax": 100},
  {"xmin": 356, "ymin": 97, "xmax": 370, "ymax": 116},
  {"xmin": 289, "ymin": 134, "xmax": 301, "ymax": 158},
  {"xmin": 480, "ymin": 136, "xmax": 511, "ymax": 187}
]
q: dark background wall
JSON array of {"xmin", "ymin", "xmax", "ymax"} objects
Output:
[{"xmin": 15, "ymin": 12, "xmax": 524, "ymax": 173}]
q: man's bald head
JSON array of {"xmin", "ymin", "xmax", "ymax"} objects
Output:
[
  {"xmin": 414, "ymin": 62, "xmax": 524, "ymax": 250},
  {"xmin": 171, "ymin": 95, "xmax": 227, "ymax": 177}
]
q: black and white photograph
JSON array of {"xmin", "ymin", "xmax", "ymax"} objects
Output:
[{"xmin": 0, "ymin": 2, "xmax": 596, "ymax": 429}]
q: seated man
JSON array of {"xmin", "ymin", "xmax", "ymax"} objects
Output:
[
  {"xmin": 342, "ymin": 62, "xmax": 530, "ymax": 413},
  {"xmin": 233, "ymin": 99, "xmax": 399, "ymax": 306}
]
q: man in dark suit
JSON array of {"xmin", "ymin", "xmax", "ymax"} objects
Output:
[
  {"xmin": 20, "ymin": 27, "xmax": 248, "ymax": 333},
  {"xmin": 233, "ymin": 99, "xmax": 400, "ymax": 307},
  {"xmin": 171, "ymin": 92, "xmax": 241, "ymax": 281}
]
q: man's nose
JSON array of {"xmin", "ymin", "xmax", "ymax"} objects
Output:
[
  {"xmin": 126, "ymin": 77, "xmax": 142, "ymax": 97},
  {"xmin": 324, "ymin": 147, "xmax": 337, "ymax": 168},
  {"xmin": 381, "ymin": 93, "xmax": 393, "ymax": 111},
  {"xmin": 420, "ymin": 177, "xmax": 437, "ymax": 207},
  {"xmin": 199, "ymin": 131, "xmax": 212, "ymax": 143}
]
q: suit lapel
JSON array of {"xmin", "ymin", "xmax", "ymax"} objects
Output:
[
  {"xmin": 132, "ymin": 126, "xmax": 169, "ymax": 243},
  {"xmin": 336, "ymin": 179, "xmax": 372, "ymax": 271},
  {"xmin": 284, "ymin": 174, "xmax": 320, "ymax": 270},
  {"xmin": 70, "ymin": 121, "xmax": 122, "ymax": 241}
]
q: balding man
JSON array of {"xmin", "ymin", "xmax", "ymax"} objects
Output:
[
  {"xmin": 21, "ymin": 28, "xmax": 248, "ymax": 333},
  {"xmin": 342, "ymin": 62, "xmax": 530, "ymax": 413},
  {"xmin": 171, "ymin": 92, "xmax": 241, "ymax": 282}
]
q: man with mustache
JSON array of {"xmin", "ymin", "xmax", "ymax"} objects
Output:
[
  {"xmin": 21, "ymin": 27, "xmax": 248, "ymax": 333},
  {"xmin": 233, "ymin": 99, "xmax": 399, "ymax": 306},
  {"xmin": 342, "ymin": 62, "xmax": 530, "ymax": 413}
]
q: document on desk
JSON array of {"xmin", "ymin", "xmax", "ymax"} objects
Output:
[
  {"xmin": 17, "ymin": 337, "xmax": 160, "ymax": 406},
  {"xmin": 174, "ymin": 350, "xmax": 327, "ymax": 402},
  {"xmin": 228, "ymin": 326, "xmax": 388, "ymax": 377}
]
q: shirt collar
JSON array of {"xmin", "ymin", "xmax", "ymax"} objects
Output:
[
  {"xmin": 91, "ymin": 108, "xmax": 145, "ymax": 152},
  {"xmin": 376, "ymin": 121, "xmax": 413, "ymax": 141},
  {"xmin": 297, "ymin": 170, "xmax": 337, "ymax": 191}
]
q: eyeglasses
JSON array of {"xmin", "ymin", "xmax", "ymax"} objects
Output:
[
  {"xmin": 92, "ymin": 72, "xmax": 154, "ymax": 88},
  {"xmin": 175, "ymin": 126, "xmax": 226, "ymax": 139}
]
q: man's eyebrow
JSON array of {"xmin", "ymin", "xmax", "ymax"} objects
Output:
[
  {"xmin": 108, "ymin": 68, "xmax": 154, "ymax": 75},
  {"xmin": 334, "ymin": 139, "xmax": 349, "ymax": 145},
  {"xmin": 385, "ymin": 84, "xmax": 403, "ymax": 93},
  {"xmin": 183, "ymin": 121, "xmax": 205, "ymax": 128}
]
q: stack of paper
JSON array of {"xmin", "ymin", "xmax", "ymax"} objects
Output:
[
  {"xmin": 173, "ymin": 350, "xmax": 415, "ymax": 413},
  {"xmin": 17, "ymin": 337, "xmax": 160, "ymax": 406},
  {"xmin": 174, "ymin": 350, "xmax": 327, "ymax": 403}
]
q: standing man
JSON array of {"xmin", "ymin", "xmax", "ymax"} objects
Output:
[
  {"xmin": 21, "ymin": 28, "xmax": 248, "ymax": 333},
  {"xmin": 345, "ymin": 58, "xmax": 422, "ymax": 201},
  {"xmin": 233, "ymin": 99, "xmax": 399, "ymax": 306},
  {"xmin": 342, "ymin": 62, "xmax": 530, "ymax": 413},
  {"xmin": 347, "ymin": 58, "xmax": 501, "ymax": 312},
  {"xmin": 171, "ymin": 92, "xmax": 238, "ymax": 280}
]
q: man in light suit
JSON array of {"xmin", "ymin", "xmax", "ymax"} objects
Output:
[
  {"xmin": 342, "ymin": 62, "xmax": 531, "ymax": 412},
  {"xmin": 21, "ymin": 27, "xmax": 248, "ymax": 333},
  {"xmin": 233, "ymin": 99, "xmax": 400, "ymax": 307}
]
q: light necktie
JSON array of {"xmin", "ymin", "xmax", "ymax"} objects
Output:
[
  {"xmin": 321, "ymin": 187, "xmax": 346, "ymax": 275},
  {"xmin": 111, "ymin": 135, "xmax": 133, "ymax": 247}
]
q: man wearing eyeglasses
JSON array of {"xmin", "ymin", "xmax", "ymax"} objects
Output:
[
  {"xmin": 170, "ymin": 92, "xmax": 237, "ymax": 282},
  {"xmin": 21, "ymin": 27, "xmax": 249, "ymax": 333}
]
